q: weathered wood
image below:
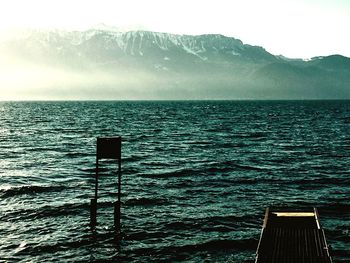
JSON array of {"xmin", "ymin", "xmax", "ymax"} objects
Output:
[
  {"xmin": 255, "ymin": 208, "xmax": 332, "ymax": 263},
  {"xmin": 97, "ymin": 137, "xmax": 121, "ymax": 160},
  {"xmin": 90, "ymin": 198, "xmax": 97, "ymax": 227}
]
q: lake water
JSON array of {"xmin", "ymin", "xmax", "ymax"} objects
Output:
[{"xmin": 0, "ymin": 101, "xmax": 349, "ymax": 262}]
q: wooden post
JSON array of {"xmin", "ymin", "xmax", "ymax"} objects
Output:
[
  {"xmin": 95, "ymin": 157, "xmax": 99, "ymax": 200},
  {"xmin": 90, "ymin": 198, "xmax": 97, "ymax": 227},
  {"xmin": 114, "ymin": 201, "xmax": 121, "ymax": 231},
  {"xmin": 90, "ymin": 156, "xmax": 99, "ymax": 228},
  {"xmin": 115, "ymin": 152, "xmax": 122, "ymax": 231}
]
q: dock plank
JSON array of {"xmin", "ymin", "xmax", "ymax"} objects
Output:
[{"xmin": 255, "ymin": 208, "xmax": 332, "ymax": 263}]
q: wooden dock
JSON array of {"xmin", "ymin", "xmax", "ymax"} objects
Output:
[{"xmin": 255, "ymin": 208, "xmax": 332, "ymax": 263}]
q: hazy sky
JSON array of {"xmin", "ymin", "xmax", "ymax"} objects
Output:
[{"xmin": 0, "ymin": 0, "xmax": 349, "ymax": 58}]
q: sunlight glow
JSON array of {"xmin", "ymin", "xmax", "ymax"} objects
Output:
[
  {"xmin": 0, "ymin": 0, "xmax": 349, "ymax": 58},
  {"xmin": 0, "ymin": 0, "xmax": 349, "ymax": 100}
]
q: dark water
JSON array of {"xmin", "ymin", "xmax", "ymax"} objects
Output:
[{"xmin": 0, "ymin": 100, "xmax": 349, "ymax": 262}]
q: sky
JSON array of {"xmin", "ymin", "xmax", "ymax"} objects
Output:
[{"xmin": 0, "ymin": 0, "xmax": 349, "ymax": 59}]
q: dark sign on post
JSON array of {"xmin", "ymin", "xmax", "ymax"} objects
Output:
[
  {"xmin": 91, "ymin": 137, "xmax": 122, "ymax": 233},
  {"xmin": 97, "ymin": 137, "xmax": 121, "ymax": 160}
]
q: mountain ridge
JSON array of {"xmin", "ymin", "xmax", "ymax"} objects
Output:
[{"xmin": 1, "ymin": 29, "xmax": 349, "ymax": 100}]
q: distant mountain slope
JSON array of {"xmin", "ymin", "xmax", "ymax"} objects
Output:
[
  {"xmin": 307, "ymin": 55, "xmax": 350, "ymax": 71},
  {"xmin": 0, "ymin": 29, "xmax": 349, "ymax": 100}
]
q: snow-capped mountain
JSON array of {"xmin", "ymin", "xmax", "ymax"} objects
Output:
[
  {"xmin": 2, "ymin": 29, "xmax": 276, "ymax": 64},
  {"xmin": 1, "ymin": 29, "xmax": 350, "ymax": 99}
]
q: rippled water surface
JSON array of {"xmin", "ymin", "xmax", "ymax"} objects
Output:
[{"xmin": 0, "ymin": 101, "xmax": 349, "ymax": 262}]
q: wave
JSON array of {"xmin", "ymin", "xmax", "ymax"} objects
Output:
[
  {"xmin": 317, "ymin": 203, "xmax": 350, "ymax": 216},
  {"xmin": 207, "ymin": 161, "xmax": 267, "ymax": 173},
  {"xmin": 175, "ymin": 238, "xmax": 258, "ymax": 251},
  {"xmin": 128, "ymin": 238, "xmax": 258, "ymax": 259},
  {"xmin": 65, "ymin": 152, "xmax": 92, "ymax": 158},
  {"xmin": 1, "ymin": 101, "xmax": 349, "ymax": 262},
  {"xmin": 342, "ymin": 116, "xmax": 350, "ymax": 124},
  {"xmin": 125, "ymin": 197, "xmax": 169, "ymax": 206},
  {"xmin": 164, "ymin": 214, "xmax": 257, "ymax": 232},
  {"xmin": 139, "ymin": 168, "xmax": 204, "ymax": 178},
  {"xmin": 0, "ymin": 185, "xmax": 66, "ymax": 198},
  {"xmin": 1, "ymin": 202, "xmax": 89, "ymax": 221},
  {"xmin": 233, "ymin": 132, "xmax": 268, "ymax": 140},
  {"xmin": 123, "ymin": 155, "xmax": 147, "ymax": 162},
  {"xmin": 139, "ymin": 161, "xmax": 268, "ymax": 179}
]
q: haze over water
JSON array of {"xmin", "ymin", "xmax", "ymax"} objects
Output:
[{"xmin": 0, "ymin": 100, "xmax": 349, "ymax": 262}]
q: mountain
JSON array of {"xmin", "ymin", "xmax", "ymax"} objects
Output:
[{"xmin": 1, "ymin": 29, "xmax": 349, "ymax": 100}]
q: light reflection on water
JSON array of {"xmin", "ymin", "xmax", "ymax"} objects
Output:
[{"xmin": 0, "ymin": 100, "xmax": 349, "ymax": 262}]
